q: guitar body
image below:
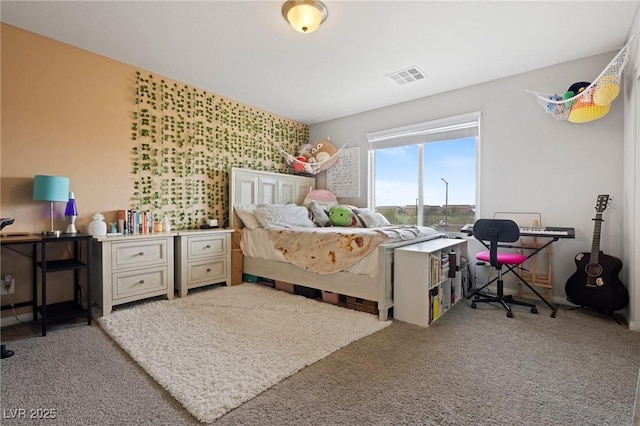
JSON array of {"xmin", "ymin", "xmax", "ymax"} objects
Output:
[
  {"xmin": 565, "ymin": 195, "xmax": 628, "ymax": 313},
  {"xmin": 565, "ymin": 250, "xmax": 628, "ymax": 312}
]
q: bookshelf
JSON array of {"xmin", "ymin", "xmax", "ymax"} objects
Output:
[{"xmin": 394, "ymin": 238, "xmax": 468, "ymax": 327}]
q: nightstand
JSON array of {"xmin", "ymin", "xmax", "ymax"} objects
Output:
[
  {"xmin": 37, "ymin": 233, "xmax": 93, "ymax": 336},
  {"xmin": 175, "ymin": 229, "xmax": 233, "ymax": 297},
  {"xmin": 92, "ymin": 233, "xmax": 175, "ymax": 316}
]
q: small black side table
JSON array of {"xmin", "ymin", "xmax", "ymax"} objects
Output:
[{"xmin": 37, "ymin": 233, "xmax": 92, "ymax": 336}]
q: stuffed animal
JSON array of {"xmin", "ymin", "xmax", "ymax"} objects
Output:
[
  {"xmin": 297, "ymin": 143, "xmax": 313, "ymax": 158},
  {"xmin": 303, "ymin": 189, "xmax": 338, "ymax": 209},
  {"xmin": 567, "ymin": 81, "xmax": 591, "ymax": 96},
  {"xmin": 592, "ymin": 75, "xmax": 620, "ymax": 106},
  {"xmin": 328, "ymin": 205, "xmax": 359, "ymax": 227},
  {"xmin": 284, "ymin": 143, "xmax": 312, "ymax": 172},
  {"xmin": 303, "ymin": 138, "xmax": 337, "ymax": 163},
  {"xmin": 293, "ymin": 156, "xmax": 307, "ymax": 172},
  {"xmin": 569, "ymin": 98, "xmax": 611, "ymax": 123},
  {"xmin": 535, "ymin": 76, "xmax": 620, "ymax": 123},
  {"xmin": 565, "ymin": 81, "xmax": 612, "ymax": 123},
  {"xmin": 544, "ymin": 94, "xmax": 563, "ymax": 113}
]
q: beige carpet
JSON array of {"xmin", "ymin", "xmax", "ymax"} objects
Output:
[
  {"xmin": 2, "ymin": 292, "xmax": 639, "ymax": 425},
  {"xmin": 98, "ymin": 283, "xmax": 390, "ymax": 423}
]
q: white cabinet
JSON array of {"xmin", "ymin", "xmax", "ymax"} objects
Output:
[
  {"xmin": 394, "ymin": 238, "xmax": 467, "ymax": 327},
  {"xmin": 175, "ymin": 230, "xmax": 233, "ymax": 297},
  {"xmin": 92, "ymin": 233, "xmax": 175, "ymax": 316}
]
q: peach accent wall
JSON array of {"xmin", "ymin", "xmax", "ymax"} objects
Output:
[
  {"xmin": 0, "ymin": 24, "xmax": 307, "ymax": 318},
  {"xmin": 2, "ymin": 24, "xmax": 152, "ymax": 233}
]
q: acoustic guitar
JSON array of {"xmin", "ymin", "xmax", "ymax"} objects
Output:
[{"xmin": 565, "ymin": 194, "xmax": 628, "ymax": 312}]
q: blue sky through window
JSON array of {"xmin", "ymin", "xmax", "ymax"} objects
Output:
[{"xmin": 374, "ymin": 137, "xmax": 476, "ymax": 207}]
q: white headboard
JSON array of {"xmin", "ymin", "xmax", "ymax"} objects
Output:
[{"xmin": 229, "ymin": 168, "xmax": 316, "ymax": 229}]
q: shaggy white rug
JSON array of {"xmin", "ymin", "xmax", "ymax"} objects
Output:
[{"xmin": 98, "ymin": 283, "xmax": 390, "ymax": 423}]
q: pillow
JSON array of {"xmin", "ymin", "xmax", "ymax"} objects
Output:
[
  {"xmin": 303, "ymin": 189, "xmax": 339, "ymax": 211},
  {"xmin": 328, "ymin": 205, "xmax": 361, "ymax": 227},
  {"xmin": 357, "ymin": 211, "xmax": 391, "ymax": 228},
  {"xmin": 308, "ymin": 200, "xmax": 332, "ymax": 227},
  {"xmin": 234, "ymin": 204, "xmax": 263, "ymax": 230},
  {"xmin": 254, "ymin": 204, "xmax": 316, "ymax": 229},
  {"xmin": 352, "ymin": 208, "xmax": 373, "ymax": 227}
]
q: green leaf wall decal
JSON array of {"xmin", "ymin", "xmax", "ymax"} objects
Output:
[{"xmin": 132, "ymin": 72, "xmax": 309, "ymax": 229}]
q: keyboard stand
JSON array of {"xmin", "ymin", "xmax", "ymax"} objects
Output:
[{"xmin": 468, "ymin": 237, "xmax": 560, "ymax": 317}]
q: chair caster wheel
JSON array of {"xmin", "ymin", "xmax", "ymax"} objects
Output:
[
  {"xmin": 471, "ymin": 302, "xmax": 477, "ymax": 309},
  {"xmin": 507, "ymin": 311, "xmax": 513, "ymax": 318},
  {"xmin": 531, "ymin": 307, "xmax": 538, "ymax": 314}
]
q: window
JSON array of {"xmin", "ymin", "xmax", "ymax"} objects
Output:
[{"xmin": 367, "ymin": 112, "xmax": 479, "ymax": 229}]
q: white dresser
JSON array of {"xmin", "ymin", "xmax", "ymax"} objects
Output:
[
  {"xmin": 92, "ymin": 233, "xmax": 176, "ymax": 316},
  {"xmin": 175, "ymin": 229, "xmax": 233, "ymax": 297}
]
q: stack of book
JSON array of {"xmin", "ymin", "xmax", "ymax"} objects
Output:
[{"xmin": 116, "ymin": 210, "xmax": 156, "ymax": 234}]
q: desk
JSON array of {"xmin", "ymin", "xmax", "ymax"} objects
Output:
[
  {"xmin": 1, "ymin": 233, "xmax": 92, "ymax": 336},
  {"xmin": 0, "ymin": 234, "xmax": 40, "ymax": 321}
]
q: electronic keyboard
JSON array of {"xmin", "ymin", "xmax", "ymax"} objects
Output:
[
  {"xmin": 460, "ymin": 223, "xmax": 575, "ymax": 239},
  {"xmin": 518, "ymin": 226, "xmax": 575, "ymax": 238}
]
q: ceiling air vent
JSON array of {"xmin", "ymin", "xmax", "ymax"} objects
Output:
[{"xmin": 387, "ymin": 66, "xmax": 426, "ymax": 85}]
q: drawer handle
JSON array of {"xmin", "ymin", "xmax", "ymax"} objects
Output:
[
  {"xmin": 204, "ymin": 245, "xmax": 211, "ymax": 249},
  {"xmin": 206, "ymin": 268, "xmax": 211, "ymax": 272},
  {"xmin": 137, "ymin": 252, "xmax": 145, "ymax": 256},
  {"xmin": 138, "ymin": 279, "xmax": 145, "ymax": 285}
]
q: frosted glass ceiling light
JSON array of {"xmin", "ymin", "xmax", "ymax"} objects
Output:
[{"xmin": 282, "ymin": 0, "xmax": 327, "ymax": 34}]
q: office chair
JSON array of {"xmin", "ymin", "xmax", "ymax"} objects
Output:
[{"xmin": 470, "ymin": 219, "xmax": 538, "ymax": 318}]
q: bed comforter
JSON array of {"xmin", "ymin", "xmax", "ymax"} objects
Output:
[{"xmin": 267, "ymin": 225, "xmax": 429, "ymax": 274}]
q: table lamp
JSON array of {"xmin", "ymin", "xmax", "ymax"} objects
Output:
[{"xmin": 33, "ymin": 175, "xmax": 70, "ymax": 237}]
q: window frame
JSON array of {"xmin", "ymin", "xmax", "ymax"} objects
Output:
[{"xmin": 366, "ymin": 112, "xmax": 481, "ymax": 226}]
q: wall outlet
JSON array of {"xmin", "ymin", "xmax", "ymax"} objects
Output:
[{"xmin": 2, "ymin": 275, "xmax": 15, "ymax": 295}]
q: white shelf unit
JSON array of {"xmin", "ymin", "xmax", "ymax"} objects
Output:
[{"xmin": 394, "ymin": 238, "xmax": 467, "ymax": 327}]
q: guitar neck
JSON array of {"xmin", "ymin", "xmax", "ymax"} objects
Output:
[{"xmin": 590, "ymin": 213, "xmax": 603, "ymax": 264}]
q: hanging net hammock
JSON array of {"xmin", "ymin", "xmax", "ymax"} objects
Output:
[
  {"xmin": 273, "ymin": 137, "xmax": 350, "ymax": 175},
  {"xmin": 526, "ymin": 34, "xmax": 636, "ymax": 123}
]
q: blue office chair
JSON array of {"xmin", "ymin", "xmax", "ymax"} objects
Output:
[{"xmin": 471, "ymin": 219, "xmax": 538, "ymax": 318}]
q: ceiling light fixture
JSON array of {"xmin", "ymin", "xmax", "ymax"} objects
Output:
[{"xmin": 282, "ymin": 0, "xmax": 328, "ymax": 34}]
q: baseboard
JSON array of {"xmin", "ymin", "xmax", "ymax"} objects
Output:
[
  {"xmin": 1, "ymin": 312, "xmax": 35, "ymax": 328},
  {"xmin": 482, "ymin": 286, "xmax": 638, "ymax": 330}
]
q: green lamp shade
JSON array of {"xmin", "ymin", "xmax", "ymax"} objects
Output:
[{"xmin": 33, "ymin": 175, "xmax": 70, "ymax": 202}]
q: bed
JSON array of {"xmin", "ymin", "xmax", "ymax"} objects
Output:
[{"xmin": 229, "ymin": 167, "xmax": 446, "ymax": 320}]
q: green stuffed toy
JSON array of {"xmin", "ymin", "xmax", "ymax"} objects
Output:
[{"xmin": 328, "ymin": 205, "xmax": 358, "ymax": 227}]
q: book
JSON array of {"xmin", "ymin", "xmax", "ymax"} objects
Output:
[{"xmin": 117, "ymin": 210, "xmax": 127, "ymax": 234}]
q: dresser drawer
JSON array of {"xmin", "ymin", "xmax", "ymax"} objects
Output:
[
  {"xmin": 188, "ymin": 258, "xmax": 227, "ymax": 286},
  {"xmin": 112, "ymin": 266, "xmax": 168, "ymax": 300},
  {"xmin": 187, "ymin": 235, "xmax": 227, "ymax": 260},
  {"xmin": 111, "ymin": 240, "xmax": 168, "ymax": 270}
]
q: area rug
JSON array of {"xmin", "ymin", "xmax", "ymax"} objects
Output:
[{"xmin": 98, "ymin": 283, "xmax": 390, "ymax": 423}]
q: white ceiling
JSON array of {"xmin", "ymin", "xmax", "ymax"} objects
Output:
[{"xmin": 2, "ymin": 1, "xmax": 639, "ymax": 125}]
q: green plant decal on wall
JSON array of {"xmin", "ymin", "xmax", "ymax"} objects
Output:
[{"xmin": 132, "ymin": 71, "xmax": 308, "ymax": 229}]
